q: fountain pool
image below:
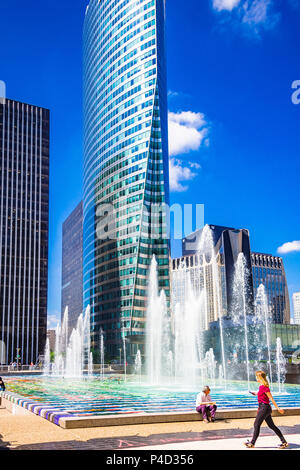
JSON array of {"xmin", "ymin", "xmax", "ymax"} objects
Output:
[{"xmin": 2, "ymin": 376, "xmax": 300, "ymax": 426}]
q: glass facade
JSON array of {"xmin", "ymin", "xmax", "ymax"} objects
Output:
[
  {"xmin": 251, "ymin": 252, "xmax": 290, "ymax": 324},
  {"xmin": 61, "ymin": 201, "xmax": 83, "ymax": 332},
  {"xmin": 83, "ymin": 0, "xmax": 170, "ymax": 358},
  {"xmin": 293, "ymin": 292, "xmax": 300, "ymax": 325},
  {"xmin": 173, "ymin": 225, "xmax": 254, "ymax": 328},
  {"xmin": 0, "ymin": 99, "xmax": 49, "ymax": 364}
]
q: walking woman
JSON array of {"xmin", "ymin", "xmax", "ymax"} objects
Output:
[{"xmin": 244, "ymin": 370, "xmax": 288, "ymax": 449}]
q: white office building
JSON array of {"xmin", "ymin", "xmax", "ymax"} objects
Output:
[{"xmin": 293, "ymin": 292, "xmax": 300, "ymax": 325}]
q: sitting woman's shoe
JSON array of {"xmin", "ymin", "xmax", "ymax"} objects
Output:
[
  {"xmin": 278, "ymin": 442, "xmax": 289, "ymax": 449},
  {"xmin": 203, "ymin": 419, "xmax": 209, "ymax": 423},
  {"xmin": 244, "ymin": 441, "xmax": 255, "ymax": 448}
]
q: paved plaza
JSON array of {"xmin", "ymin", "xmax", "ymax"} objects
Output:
[{"xmin": 0, "ymin": 407, "xmax": 299, "ymax": 451}]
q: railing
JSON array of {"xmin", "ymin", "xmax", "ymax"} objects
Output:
[
  {"xmin": 0, "ymin": 364, "xmax": 128, "ymax": 375},
  {"xmin": 0, "ymin": 365, "xmax": 42, "ymax": 373}
]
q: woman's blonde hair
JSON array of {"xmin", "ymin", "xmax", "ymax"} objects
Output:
[{"xmin": 256, "ymin": 370, "xmax": 269, "ymax": 387}]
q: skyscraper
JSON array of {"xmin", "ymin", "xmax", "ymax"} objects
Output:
[
  {"xmin": 173, "ymin": 225, "xmax": 254, "ymax": 328},
  {"xmin": 293, "ymin": 292, "xmax": 300, "ymax": 325},
  {"xmin": 61, "ymin": 201, "xmax": 83, "ymax": 331},
  {"xmin": 0, "ymin": 99, "xmax": 49, "ymax": 365},
  {"xmin": 251, "ymin": 252, "xmax": 290, "ymax": 324},
  {"xmin": 83, "ymin": 0, "xmax": 170, "ymax": 358}
]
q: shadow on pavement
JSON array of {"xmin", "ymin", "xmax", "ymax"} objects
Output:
[
  {"xmin": 0, "ymin": 434, "xmax": 10, "ymax": 450},
  {"xmin": 9, "ymin": 423, "xmax": 300, "ymax": 451}
]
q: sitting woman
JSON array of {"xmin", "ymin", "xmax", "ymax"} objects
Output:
[{"xmin": 196, "ymin": 386, "xmax": 217, "ymax": 423}]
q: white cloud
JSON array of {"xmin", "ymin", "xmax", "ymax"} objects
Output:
[
  {"xmin": 169, "ymin": 158, "xmax": 200, "ymax": 192},
  {"xmin": 212, "ymin": 0, "xmax": 279, "ymax": 36},
  {"xmin": 47, "ymin": 311, "xmax": 61, "ymax": 330},
  {"xmin": 213, "ymin": 0, "xmax": 241, "ymax": 11},
  {"xmin": 168, "ymin": 110, "xmax": 209, "ymax": 192},
  {"xmin": 168, "ymin": 90, "xmax": 180, "ymax": 99},
  {"xmin": 168, "ymin": 111, "xmax": 208, "ymax": 157},
  {"xmin": 277, "ymin": 241, "xmax": 300, "ymax": 255},
  {"xmin": 242, "ymin": 0, "xmax": 275, "ymax": 28}
]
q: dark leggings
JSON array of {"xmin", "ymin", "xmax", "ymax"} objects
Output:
[{"xmin": 251, "ymin": 404, "xmax": 286, "ymax": 445}]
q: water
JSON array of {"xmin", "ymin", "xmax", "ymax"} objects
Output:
[
  {"xmin": 145, "ymin": 228, "xmax": 287, "ymax": 390},
  {"xmin": 134, "ymin": 350, "xmax": 142, "ymax": 383},
  {"xmin": 199, "ymin": 225, "xmax": 227, "ymax": 383},
  {"xmin": 122, "ymin": 330, "xmax": 127, "ymax": 383},
  {"xmin": 47, "ymin": 306, "xmax": 92, "ymax": 378},
  {"xmin": 100, "ymin": 330, "xmax": 105, "ymax": 380},
  {"xmin": 232, "ymin": 253, "xmax": 251, "ymax": 389},
  {"xmin": 276, "ymin": 337, "xmax": 287, "ymax": 393},
  {"xmin": 41, "ymin": 225, "xmax": 290, "ymax": 412},
  {"xmin": 254, "ymin": 284, "xmax": 273, "ymax": 384},
  {"xmin": 43, "ymin": 339, "xmax": 51, "ymax": 376},
  {"xmin": 3, "ymin": 376, "xmax": 300, "ymax": 423},
  {"xmin": 145, "ymin": 256, "xmax": 170, "ymax": 384}
]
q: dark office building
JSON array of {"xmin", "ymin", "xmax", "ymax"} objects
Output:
[
  {"xmin": 172, "ymin": 225, "xmax": 290, "ymax": 327},
  {"xmin": 179, "ymin": 225, "xmax": 254, "ymax": 323},
  {"xmin": 251, "ymin": 252, "xmax": 290, "ymax": 324},
  {"xmin": 0, "ymin": 99, "xmax": 49, "ymax": 364},
  {"xmin": 61, "ymin": 201, "xmax": 83, "ymax": 331}
]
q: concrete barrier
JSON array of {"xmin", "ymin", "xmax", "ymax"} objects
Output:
[
  {"xmin": 58, "ymin": 407, "xmax": 300, "ymax": 429},
  {"xmin": 2, "ymin": 390, "xmax": 300, "ymax": 429}
]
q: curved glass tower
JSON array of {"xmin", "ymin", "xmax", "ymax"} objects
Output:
[{"xmin": 83, "ymin": 0, "xmax": 170, "ymax": 359}]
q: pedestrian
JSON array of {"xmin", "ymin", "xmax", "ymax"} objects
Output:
[
  {"xmin": 0, "ymin": 377, "xmax": 5, "ymax": 392},
  {"xmin": 244, "ymin": 370, "xmax": 288, "ymax": 449},
  {"xmin": 196, "ymin": 386, "xmax": 217, "ymax": 423}
]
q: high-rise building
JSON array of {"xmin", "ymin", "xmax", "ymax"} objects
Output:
[
  {"xmin": 171, "ymin": 225, "xmax": 290, "ymax": 328},
  {"xmin": 292, "ymin": 292, "xmax": 300, "ymax": 325},
  {"xmin": 61, "ymin": 201, "xmax": 83, "ymax": 331},
  {"xmin": 0, "ymin": 99, "xmax": 49, "ymax": 364},
  {"xmin": 83, "ymin": 0, "xmax": 170, "ymax": 358},
  {"xmin": 172, "ymin": 225, "xmax": 254, "ymax": 328},
  {"xmin": 46, "ymin": 329, "xmax": 56, "ymax": 352},
  {"xmin": 251, "ymin": 252, "xmax": 290, "ymax": 324}
]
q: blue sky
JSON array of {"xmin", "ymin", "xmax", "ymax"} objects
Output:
[{"xmin": 0, "ymin": 0, "xmax": 300, "ymax": 327}]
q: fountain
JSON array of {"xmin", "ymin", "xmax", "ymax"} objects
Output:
[
  {"xmin": 231, "ymin": 253, "xmax": 251, "ymax": 389},
  {"xmin": 7, "ymin": 246, "xmax": 296, "ymax": 424},
  {"xmin": 204, "ymin": 348, "xmax": 217, "ymax": 386},
  {"xmin": 45, "ymin": 305, "xmax": 92, "ymax": 378},
  {"xmin": 173, "ymin": 270, "xmax": 204, "ymax": 386},
  {"xmin": 276, "ymin": 337, "xmax": 287, "ymax": 393},
  {"xmin": 254, "ymin": 284, "xmax": 273, "ymax": 384},
  {"xmin": 145, "ymin": 228, "xmax": 287, "ymax": 391},
  {"xmin": 43, "ymin": 338, "xmax": 51, "ymax": 375},
  {"xmin": 41, "ymin": 229, "xmax": 288, "ymax": 400},
  {"xmin": 134, "ymin": 350, "xmax": 142, "ymax": 383},
  {"xmin": 122, "ymin": 330, "xmax": 127, "ymax": 382},
  {"xmin": 198, "ymin": 225, "xmax": 227, "ymax": 384},
  {"xmin": 100, "ymin": 329, "xmax": 105, "ymax": 380},
  {"xmin": 145, "ymin": 256, "xmax": 170, "ymax": 384}
]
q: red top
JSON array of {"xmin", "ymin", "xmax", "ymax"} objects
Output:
[{"xmin": 257, "ymin": 385, "xmax": 271, "ymax": 404}]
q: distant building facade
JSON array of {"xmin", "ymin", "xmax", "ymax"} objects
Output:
[
  {"xmin": 61, "ymin": 201, "xmax": 83, "ymax": 331},
  {"xmin": 0, "ymin": 99, "xmax": 49, "ymax": 364},
  {"xmin": 83, "ymin": 0, "xmax": 170, "ymax": 358},
  {"xmin": 251, "ymin": 253, "xmax": 290, "ymax": 324},
  {"xmin": 171, "ymin": 225, "xmax": 290, "ymax": 328},
  {"xmin": 293, "ymin": 292, "xmax": 300, "ymax": 325},
  {"xmin": 172, "ymin": 225, "xmax": 254, "ymax": 329},
  {"xmin": 47, "ymin": 329, "xmax": 56, "ymax": 352}
]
